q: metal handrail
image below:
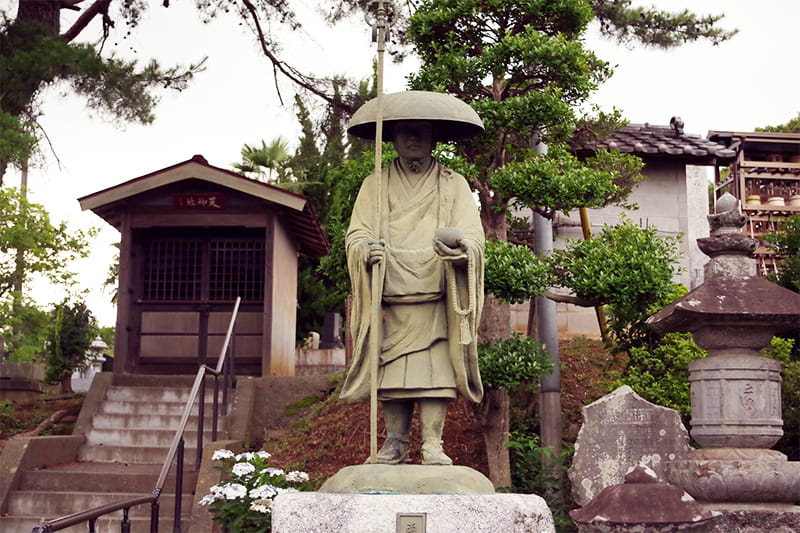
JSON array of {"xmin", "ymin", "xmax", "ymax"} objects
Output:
[{"xmin": 32, "ymin": 297, "xmax": 242, "ymax": 533}]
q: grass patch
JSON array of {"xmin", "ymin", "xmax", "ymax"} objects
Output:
[{"xmin": 283, "ymin": 394, "xmax": 321, "ymax": 417}]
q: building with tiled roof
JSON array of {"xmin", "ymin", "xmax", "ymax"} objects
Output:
[
  {"xmin": 573, "ymin": 118, "xmax": 736, "ymax": 163},
  {"xmin": 513, "ymin": 119, "xmax": 737, "ymax": 339}
]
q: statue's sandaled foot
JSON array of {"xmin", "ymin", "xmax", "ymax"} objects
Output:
[
  {"xmin": 421, "ymin": 441, "xmax": 452, "ymax": 465},
  {"xmin": 375, "ymin": 437, "xmax": 411, "ymax": 464}
]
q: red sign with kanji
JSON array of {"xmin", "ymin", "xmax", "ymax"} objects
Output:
[{"xmin": 173, "ymin": 193, "xmax": 226, "ymax": 210}]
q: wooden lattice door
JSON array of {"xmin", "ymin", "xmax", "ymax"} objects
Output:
[{"xmin": 132, "ymin": 229, "xmax": 267, "ymax": 372}]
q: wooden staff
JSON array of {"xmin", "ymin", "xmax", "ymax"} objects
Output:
[{"xmin": 367, "ymin": 0, "xmax": 391, "ymax": 464}]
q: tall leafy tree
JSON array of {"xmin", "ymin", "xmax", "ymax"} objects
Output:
[
  {"xmin": 278, "ymin": 78, "xmax": 375, "ymax": 340},
  {"xmin": 0, "ymin": 297, "xmax": 49, "ymax": 361},
  {"xmin": 0, "ymin": 187, "xmax": 92, "ymax": 360},
  {"xmin": 44, "ymin": 299, "xmax": 96, "ymax": 393},
  {"xmin": 0, "ymin": 187, "xmax": 92, "ymax": 299}
]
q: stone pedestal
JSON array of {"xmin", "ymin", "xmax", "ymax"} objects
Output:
[
  {"xmin": 271, "ymin": 492, "xmax": 555, "ymax": 533},
  {"xmin": 665, "ymin": 448, "xmax": 800, "ymax": 503},
  {"xmin": 319, "ymin": 464, "xmax": 495, "ymax": 494}
]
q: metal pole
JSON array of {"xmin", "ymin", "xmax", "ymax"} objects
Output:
[
  {"xmin": 122, "ymin": 508, "xmax": 131, "ymax": 533},
  {"xmin": 532, "ymin": 140, "xmax": 562, "ymax": 459},
  {"xmin": 196, "ymin": 377, "xmax": 205, "ymax": 470},
  {"xmin": 366, "ymin": 0, "xmax": 391, "ymax": 464},
  {"xmin": 174, "ymin": 439, "xmax": 184, "ymax": 533}
]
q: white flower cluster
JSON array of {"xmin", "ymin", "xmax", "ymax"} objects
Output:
[
  {"xmin": 211, "ymin": 449, "xmax": 235, "ymax": 461},
  {"xmin": 286, "ymin": 471, "xmax": 309, "ymax": 483},
  {"xmin": 198, "ymin": 449, "xmax": 310, "ymax": 514},
  {"xmin": 198, "ymin": 482, "xmax": 248, "ymax": 505},
  {"xmin": 249, "ymin": 484, "xmax": 278, "ymax": 500},
  {"xmin": 232, "ymin": 462, "xmax": 256, "ymax": 477}
]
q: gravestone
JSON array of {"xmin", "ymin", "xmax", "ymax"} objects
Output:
[
  {"xmin": 320, "ymin": 312, "xmax": 343, "ymax": 349},
  {"xmin": 567, "ymin": 385, "xmax": 691, "ymax": 506}
]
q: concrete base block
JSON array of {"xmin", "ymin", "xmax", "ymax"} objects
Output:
[
  {"xmin": 272, "ymin": 492, "xmax": 555, "ymax": 533},
  {"xmin": 319, "ymin": 464, "xmax": 495, "ymax": 494}
]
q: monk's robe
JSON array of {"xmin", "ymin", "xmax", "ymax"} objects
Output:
[{"xmin": 340, "ymin": 158, "xmax": 484, "ymax": 404}]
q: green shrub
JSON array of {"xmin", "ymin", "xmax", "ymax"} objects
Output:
[
  {"xmin": 551, "ymin": 218, "xmax": 684, "ymax": 354},
  {"xmin": 478, "ymin": 333, "xmax": 554, "ymax": 392},
  {"xmin": 762, "ymin": 337, "xmax": 799, "ymax": 460},
  {"xmin": 0, "ymin": 400, "xmax": 25, "ymax": 438},
  {"xmin": 506, "ymin": 420, "xmax": 576, "ymax": 533},
  {"xmin": 610, "ymin": 332, "xmax": 706, "ymax": 417},
  {"xmin": 763, "ymin": 213, "xmax": 800, "ymax": 292},
  {"xmin": 484, "ymin": 240, "xmax": 552, "ymax": 305}
]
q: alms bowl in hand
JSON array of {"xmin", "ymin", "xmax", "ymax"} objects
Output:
[{"xmin": 434, "ymin": 227, "xmax": 464, "ymax": 249}]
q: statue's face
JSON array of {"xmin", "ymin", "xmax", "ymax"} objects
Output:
[{"xmin": 392, "ymin": 121, "xmax": 435, "ymax": 162}]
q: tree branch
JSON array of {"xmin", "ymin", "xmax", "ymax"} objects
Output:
[
  {"xmin": 60, "ymin": 0, "xmax": 110, "ymax": 43},
  {"xmin": 545, "ymin": 290, "xmax": 601, "ymax": 308},
  {"xmin": 239, "ymin": 0, "xmax": 355, "ymax": 114}
]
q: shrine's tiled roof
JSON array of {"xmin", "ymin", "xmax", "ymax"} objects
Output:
[{"xmin": 575, "ymin": 117, "xmax": 737, "ymax": 161}]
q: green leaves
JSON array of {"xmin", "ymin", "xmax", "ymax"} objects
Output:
[
  {"xmin": 548, "ymin": 217, "xmax": 683, "ymax": 352},
  {"xmin": 484, "ymin": 239, "xmax": 551, "ymax": 304},
  {"xmin": 44, "ymin": 300, "xmax": 96, "ymax": 387},
  {"xmin": 610, "ymin": 332, "xmax": 706, "ymax": 416},
  {"xmin": 478, "ymin": 332, "xmax": 554, "ymax": 391},
  {"xmin": 590, "ymin": 0, "xmax": 737, "ymax": 48},
  {"xmin": 0, "ymin": 187, "xmax": 93, "ymax": 299},
  {"xmin": 407, "ymin": 0, "xmax": 611, "ymax": 176},
  {"xmin": 551, "ymin": 217, "xmax": 682, "ymax": 308},
  {"xmin": 763, "ymin": 213, "xmax": 800, "ymax": 293},
  {"xmin": 490, "ymin": 145, "xmax": 643, "ymax": 218},
  {"xmin": 0, "ymin": 111, "xmax": 36, "ymax": 172}
]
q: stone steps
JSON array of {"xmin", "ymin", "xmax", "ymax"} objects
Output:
[
  {"xmin": 0, "ymin": 383, "xmax": 226, "ymax": 533},
  {"xmin": 6, "ymin": 489, "xmax": 195, "ymax": 516},
  {"xmin": 78, "ymin": 443, "xmax": 205, "ymax": 463},
  {"xmin": 16, "ymin": 462, "xmax": 195, "ymax": 493},
  {"xmin": 91, "ymin": 411, "xmax": 225, "ymax": 429},
  {"xmin": 85, "ymin": 426, "xmax": 219, "ymax": 447}
]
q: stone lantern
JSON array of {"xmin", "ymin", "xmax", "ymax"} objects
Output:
[{"xmin": 647, "ymin": 193, "xmax": 800, "ymax": 504}]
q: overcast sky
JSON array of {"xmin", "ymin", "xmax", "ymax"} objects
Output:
[{"xmin": 3, "ymin": 0, "xmax": 799, "ymax": 326}]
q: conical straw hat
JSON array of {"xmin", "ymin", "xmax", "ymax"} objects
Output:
[{"xmin": 347, "ymin": 90, "xmax": 484, "ymax": 142}]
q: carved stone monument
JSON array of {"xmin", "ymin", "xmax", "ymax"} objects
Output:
[
  {"xmin": 567, "ymin": 385, "xmax": 691, "ymax": 506},
  {"xmin": 645, "ymin": 193, "xmax": 800, "ymax": 529}
]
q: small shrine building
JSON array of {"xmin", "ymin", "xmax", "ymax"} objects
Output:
[{"xmin": 78, "ymin": 155, "xmax": 328, "ymax": 377}]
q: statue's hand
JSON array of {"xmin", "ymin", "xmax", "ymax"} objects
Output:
[
  {"xmin": 433, "ymin": 239, "xmax": 467, "ymax": 266},
  {"xmin": 366, "ymin": 239, "xmax": 385, "ymax": 265}
]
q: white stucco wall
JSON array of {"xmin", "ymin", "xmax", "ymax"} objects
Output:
[{"xmin": 268, "ymin": 218, "xmax": 299, "ymax": 375}]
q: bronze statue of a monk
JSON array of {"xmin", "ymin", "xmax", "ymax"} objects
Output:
[{"xmin": 340, "ymin": 91, "xmax": 485, "ymax": 466}]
